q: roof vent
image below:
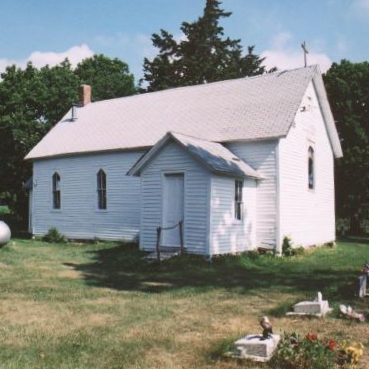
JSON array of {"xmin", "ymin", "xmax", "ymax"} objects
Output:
[{"xmin": 71, "ymin": 104, "xmax": 78, "ymax": 121}]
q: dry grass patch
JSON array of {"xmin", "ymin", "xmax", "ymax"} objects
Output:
[{"xmin": 0, "ymin": 239, "xmax": 368, "ymax": 368}]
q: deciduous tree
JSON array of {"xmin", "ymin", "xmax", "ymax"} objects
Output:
[
  {"xmin": 324, "ymin": 60, "xmax": 369, "ymax": 233},
  {"xmin": 75, "ymin": 54, "xmax": 136, "ymax": 101},
  {"xmin": 0, "ymin": 55, "xmax": 136, "ymax": 226}
]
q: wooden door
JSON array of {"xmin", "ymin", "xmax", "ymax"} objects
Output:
[{"xmin": 162, "ymin": 173, "xmax": 184, "ymax": 246}]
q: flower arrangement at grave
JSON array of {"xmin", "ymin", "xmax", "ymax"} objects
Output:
[
  {"xmin": 270, "ymin": 331, "xmax": 364, "ymax": 369},
  {"xmin": 337, "ymin": 341, "xmax": 364, "ymax": 367}
]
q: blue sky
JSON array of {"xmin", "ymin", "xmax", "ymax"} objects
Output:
[{"xmin": 1, "ymin": 0, "xmax": 368, "ymax": 83}]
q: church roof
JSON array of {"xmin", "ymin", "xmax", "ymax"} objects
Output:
[{"xmin": 25, "ymin": 65, "xmax": 342, "ymax": 160}]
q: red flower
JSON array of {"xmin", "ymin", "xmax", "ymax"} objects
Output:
[
  {"xmin": 305, "ymin": 333, "xmax": 318, "ymax": 341},
  {"xmin": 328, "ymin": 340, "xmax": 336, "ymax": 351}
]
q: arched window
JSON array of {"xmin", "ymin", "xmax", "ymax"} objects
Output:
[
  {"xmin": 308, "ymin": 147, "xmax": 314, "ymax": 190},
  {"xmin": 97, "ymin": 169, "xmax": 107, "ymax": 209},
  {"xmin": 52, "ymin": 172, "xmax": 61, "ymax": 209}
]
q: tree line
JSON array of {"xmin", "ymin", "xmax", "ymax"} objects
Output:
[{"xmin": 0, "ymin": 0, "xmax": 367, "ymax": 234}]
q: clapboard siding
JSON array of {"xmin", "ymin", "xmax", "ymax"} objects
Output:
[
  {"xmin": 210, "ymin": 176, "xmax": 256, "ymax": 255},
  {"xmin": 31, "ymin": 151, "xmax": 144, "ymax": 240},
  {"xmin": 278, "ymin": 82, "xmax": 335, "ymax": 247},
  {"xmin": 226, "ymin": 140, "xmax": 278, "ymax": 248},
  {"xmin": 139, "ymin": 142, "xmax": 210, "ymax": 254}
]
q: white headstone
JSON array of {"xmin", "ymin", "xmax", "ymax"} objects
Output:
[
  {"xmin": 358, "ymin": 275, "xmax": 367, "ymax": 298},
  {"xmin": 317, "ymin": 292, "xmax": 322, "ymax": 303},
  {"xmin": 234, "ymin": 334, "xmax": 280, "ymax": 362}
]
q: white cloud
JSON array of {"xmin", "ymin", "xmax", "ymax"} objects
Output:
[
  {"xmin": 29, "ymin": 44, "xmax": 94, "ymax": 68},
  {"xmin": 0, "ymin": 58, "xmax": 19, "ymax": 73},
  {"xmin": 271, "ymin": 32, "xmax": 293, "ymax": 50},
  {"xmin": 0, "ymin": 44, "xmax": 94, "ymax": 74},
  {"xmin": 261, "ymin": 33, "xmax": 332, "ymax": 73},
  {"xmin": 355, "ymin": 0, "xmax": 369, "ymax": 10},
  {"xmin": 349, "ymin": 0, "xmax": 369, "ymax": 19}
]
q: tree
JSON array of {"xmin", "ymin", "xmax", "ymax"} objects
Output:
[
  {"xmin": 75, "ymin": 54, "xmax": 136, "ymax": 101},
  {"xmin": 0, "ymin": 55, "xmax": 136, "ymax": 226},
  {"xmin": 323, "ymin": 60, "xmax": 369, "ymax": 233},
  {"xmin": 0, "ymin": 63, "xmax": 49, "ymax": 223},
  {"xmin": 40, "ymin": 60, "xmax": 79, "ymax": 124},
  {"xmin": 142, "ymin": 0, "xmax": 268, "ymax": 92}
]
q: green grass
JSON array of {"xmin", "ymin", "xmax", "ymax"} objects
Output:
[{"xmin": 0, "ymin": 239, "xmax": 368, "ymax": 368}]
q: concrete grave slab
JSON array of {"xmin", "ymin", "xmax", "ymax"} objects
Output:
[
  {"xmin": 286, "ymin": 292, "xmax": 332, "ymax": 318},
  {"xmin": 231, "ymin": 334, "xmax": 280, "ymax": 362}
]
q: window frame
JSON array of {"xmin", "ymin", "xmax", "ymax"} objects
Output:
[
  {"xmin": 234, "ymin": 179, "xmax": 244, "ymax": 221},
  {"xmin": 52, "ymin": 172, "xmax": 61, "ymax": 209},
  {"xmin": 97, "ymin": 169, "xmax": 107, "ymax": 210},
  {"xmin": 308, "ymin": 146, "xmax": 315, "ymax": 190}
]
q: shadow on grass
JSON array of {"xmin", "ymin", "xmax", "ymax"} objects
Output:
[{"xmin": 64, "ymin": 242, "xmax": 362, "ymax": 304}]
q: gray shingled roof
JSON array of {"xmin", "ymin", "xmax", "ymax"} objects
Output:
[
  {"xmin": 25, "ymin": 65, "xmax": 342, "ymax": 160},
  {"xmin": 127, "ymin": 132, "xmax": 263, "ymax": 178}
]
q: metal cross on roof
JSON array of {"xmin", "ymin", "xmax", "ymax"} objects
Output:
[{"xmin": 301, "ymin": 41, "xmax": 309, "ymax": 67}]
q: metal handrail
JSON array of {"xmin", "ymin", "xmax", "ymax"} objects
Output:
[{"xmin": 156, "ymin": 220, "xmax": 184, "ymax": 262}]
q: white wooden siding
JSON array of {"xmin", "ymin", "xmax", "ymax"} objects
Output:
[
  {"xmin": 139, "ymin": 142, "xmax": 210, "ymax": 254},
  {"xmin": 209, "ymin": 176, "xmax": 257, "ymax": 255},
  {"xmin": 31, "ymin": 151, "xmax": 144, "ymax": 240},
  {"xmin": 226, "ymin": 140, "xmax": 278, "ymax": 249},
  {"xmin": 278, "ymin": 82, "xmax": 335, "ymax": 248}
]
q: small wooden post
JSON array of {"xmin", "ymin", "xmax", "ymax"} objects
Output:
[
  {"xmin": 179, "ymin": 221, "xmax": 184, "ymax": 255},
  {"xmin": 156, "ymin": 227, "xmax": 161, "ymax": 262}
]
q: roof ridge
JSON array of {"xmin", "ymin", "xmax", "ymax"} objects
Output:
[{"xmin": 86, "ymin": 65, "xmax": 318, "ymax": 107}]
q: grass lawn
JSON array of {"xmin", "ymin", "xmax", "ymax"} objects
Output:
[{"xmin": 0, "ymin": 239, "xmax": 368, "ymax": 369}]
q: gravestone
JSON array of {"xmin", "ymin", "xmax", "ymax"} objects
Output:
[
  {"xmin": 358, "ymin": 263, "xmax": 369, "ymax": 298},
  {"xmin": 233, "ymin": 334, "xmax": 281, "ymax": 362},
  {"xmin": 358, "ymin": 275, "xmax": 367, "ymax": 298},
  {"xmin": 227, "ymin": 316, "xmax": 279, "ymax": 362},
  {"xmin": 286, "ymin": 292, "xmax": 332, "ymax": 317}
]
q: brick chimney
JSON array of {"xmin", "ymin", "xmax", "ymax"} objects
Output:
[{"xmin": 80, "ymin": 84, "xmax": 91, "ymax": 107}]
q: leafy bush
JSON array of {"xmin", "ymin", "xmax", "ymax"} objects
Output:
[
  {"xmin": 336, "ymin": 218, "xmax": 350, "ymax": 237},
  {"xmin": 246, "ymin": 250, "xmax": 260, "ymax": 260},
  {"xmin": 282, "ymin": 237, "xmax": 305, "ymax": 257},
  {"xmin": 282, "ymin": 236, "xmax": 293, "ymax": 256},
  {"xmin": 42, "ymin": 227, "xmax": 67, "ymax": 243},
  {"xmin": 292, "ymin": 246, "xmax": 305, "ymax": 256}
]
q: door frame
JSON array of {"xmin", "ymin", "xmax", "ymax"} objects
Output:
[{"xmin": 161, "ymin": 171, "xmax": 186, "ymax": 246}]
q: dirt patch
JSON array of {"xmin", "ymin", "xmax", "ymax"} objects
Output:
[
  {"xmin": 86, "ymin": 313, "xmax": 111, "ymax": 326},
  {"xmin": 57, "ymin": 269, "xmax": 83, "ymax": 279}
]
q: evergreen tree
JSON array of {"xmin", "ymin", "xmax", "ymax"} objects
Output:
[{"xmin": 142, "ymin": 0, "xmax": 269, "ymax": 92}]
